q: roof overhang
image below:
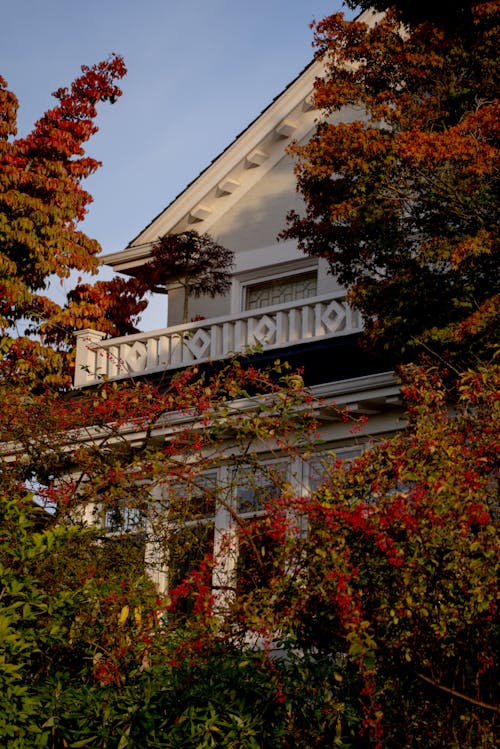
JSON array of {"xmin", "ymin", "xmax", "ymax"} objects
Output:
[
  {"xmin": 103, "ymin": 8, "xmax": 380, "ymax": 276},
  {"xmin": 104, "ymin": 58, "xmax": 324, "ymax": 275}
]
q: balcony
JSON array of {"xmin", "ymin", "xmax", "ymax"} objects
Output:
[{"xmin": 74, "ymin": 291, "xmax": 363, "ymax": 388}]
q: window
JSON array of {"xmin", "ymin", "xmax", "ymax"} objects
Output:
[
  {"xmin": 152, "ymin": 451, "xmax": 377, "ymax": 608},
  {"xmin": 235, "ymin": 463, "xmax": 286, "ymax": 516},
  {"xmin": 307, "ymin": 447, "xmax": 365, "ymax": 494},
  {"xmin": 244, "ymin": 271, "xmax": 317, "ymax": 311},
  {"xmin": 169, "ymin": 524, "xmax": 214, "ymax": 589},
  {"xmin": 234, "ymin": 463, "xmax": 287, "ymax": 595},
  {"xmin": 105, "ymin": 505, "xmax": 143, "ymax": 534},
  {"xmin": 166, "ymin": 473, "xmax": 217, "ymax": 615},
  {"xmin": 169, "ymin": 472, "xmax": 217, "ymax": 523}
]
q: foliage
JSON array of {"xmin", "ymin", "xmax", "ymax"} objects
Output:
[
  {"xmin": 0, "ymin": 493, "xmax": 93, "ymax": 747},
  {"xmin": 0, "ymin": 357, "xmax": 319, "ymax": 747},
  {"xmin": 0, "ymin": 58, "xmax": 126, "ymax": 307},
  {"xmin": 0, "ymin": 54, "xmax": 126, "ymax": 320},
  {"xmin": 0, "ymin": 55, "xmax": 153, "ymax": 390},
  {"xmin": 1, "ymin": 348, "xmax": 497, "ymax": 746},
  {"xmin": 345, "ymin": 0, "xmax": 478, "ymax": 30},
  {"xmin": 42, "ymin": 648, "xmax": 288, "ymax": 749},
  {"xmin": 1, "ymin": 13, "xmax": 498, "ymax": 745},
  {"xmin": 283, "ymin": 3, "xmax": 499, "ymax": 368},
  {"xmin": 41, "ymin": 275, "xmax": 150, "ymax": 344},
  {"xmin": 143, "ymin": 230, "xmax": 235, "ymax": 323},
  {"xmin": 225, "ymin": 362, "xmax": 500, "ymax": 748}
]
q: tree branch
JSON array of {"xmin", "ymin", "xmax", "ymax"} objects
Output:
[{"xmin": 416, "ymin": 671, "xmax": 499, "ymax": 713}]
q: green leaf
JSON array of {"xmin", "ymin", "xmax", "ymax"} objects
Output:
[{"xmin": 69, "ymin": 738, "xmax": 99, "ymax": 748}]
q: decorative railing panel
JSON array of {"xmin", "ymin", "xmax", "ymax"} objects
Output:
[{"xmin": 74, "ymin": 292, "xmax": 362, "ymax": 387}]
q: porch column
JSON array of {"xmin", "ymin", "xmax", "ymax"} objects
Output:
[{"xmin": 74, "ymin": 329, "xmax": 106, "ymax": 388}]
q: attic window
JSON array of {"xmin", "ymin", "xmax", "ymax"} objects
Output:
[{"xmin": 244, "ymin": 271, "xmax": 317, "ymax": 311}]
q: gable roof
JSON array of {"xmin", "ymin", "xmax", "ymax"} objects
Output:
[{"xmin": 104, "ymin": 8, "xmax": 377, "ymax": 275}]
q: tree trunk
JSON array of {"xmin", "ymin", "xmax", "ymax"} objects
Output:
[{"xmin": 183, "ymin": 283, "xmax": 189, "ymax": 324}]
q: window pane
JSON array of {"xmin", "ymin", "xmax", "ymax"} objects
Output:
[
  {"xmin": 186, "ymin": 473, "xmax": 217, "ymax": 520},
  {"xmin": 235, "ymin": 465, "xmax": 285, "ymax": 515},
  {"xmin": 165, "ymin": 473, "xmax": 217, "ymax": 618},
  {"xmin": 169, "ymin": 523, "xmax": 214, "ymax": 589},
  {"xmin": 244, "ymin": 271, "xmax": 317, "ymax": 310},
  {"xmin": 168, "ymin": 522, "xmax": 214, "ymax": 617},
  {"xmin": 308, "ymin": 448, "xmax": 364, "ymax": 492},
  {"xmin": 237, "ymin": 517, "xmax": 280, "ymax": 595},
  {"xmin": 105, "ymin": 505, "xmax": 143, "ymax": 533},
  {"xmin": 168, "ymin": 472, "xmax": 217, "ymax": 523}
]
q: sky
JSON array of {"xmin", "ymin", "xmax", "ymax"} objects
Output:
[{"xmin": 1, "ymin": 0, "xmax": 351, "ymax": 327}]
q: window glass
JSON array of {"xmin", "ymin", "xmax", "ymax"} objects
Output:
[
  {"xmin": 236, "ymin": 516, "xmax": 279, "ymax": 596},
  {"xmin": 167, "ymin": 472, "xmax": 217, "ymax": 524},
  {"xmin": 165, "ymin": 472, "xmax": 217, "ymax": 616},
  {"xmin": 234, "ymin": 463, "xmax": 287, "ymax": 595},
  {"xmin": 235, "ymin": 463, "xmax": 286, "ymax": 516},
  {"xmin": 169, "ymin": 522, "xmax": 214, "ymax": 589},
  {"xmin": 308, "ymin": 447, "xmax": 365, "ymax": 493},
  {"xmin": 105, "ymin": 505, "xmax": 143, "ymax": 534},
  {"xmin": 244, "ymin": 271, "xmax": 317, "ymax": 311}
]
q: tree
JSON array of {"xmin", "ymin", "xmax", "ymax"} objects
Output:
[
  {"xmin": 1, "ymin": 13, "xmax": 497, "ymax": 747},
  {"xmin": 344, "ymin": 0, "xmax": 478, "ymax": 31},
  {"xmin": 282, "ymin": 3, "xmax": 499, "ymax": 369},
  {"xmin": 41, "ymin": 275, "xmax": 150, "ymax": 343},
  {"xmin": 1, "ymin": 345, "xmax": 497, "ymax": 747},
  {"xmin": 0, "ymin": 355, "xmax": 319, "ymax": 747},
  {"xmin": 0, "ymin": 55, "xmax": 134, "ymax": 389},
  {"xmin": 220, "ymin": 362, "xmax": 500, "ymax": 747},
  {"xmin": 144, "ymin": 230, "xmax": 234, "ymax": 323}
]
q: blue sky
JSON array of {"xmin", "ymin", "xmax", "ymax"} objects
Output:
[{"xmin": 1, "ymin": 0, "xmax": 350, "ymax": 326}]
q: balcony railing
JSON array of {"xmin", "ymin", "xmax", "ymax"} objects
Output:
[{"xmin": 74, "ymin": 291, "xmax": 362, "ymax": 388}]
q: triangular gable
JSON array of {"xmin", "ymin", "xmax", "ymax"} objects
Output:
[
  {"xmin": 104, "ymin": 58, "xmax": 323, "ymax": 275},
  {"xmin": 104, "ymin": 8, "xmax": 378, "ymax": 275}
]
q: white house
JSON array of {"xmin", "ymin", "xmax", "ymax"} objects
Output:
[{"xmin": 72, "ymin": 7, "xmax": 403, "ymax": 597}]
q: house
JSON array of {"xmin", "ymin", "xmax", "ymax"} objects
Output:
[{"xmin": 72, "ymin": 7, "xmax": 403, "ymax": 598}]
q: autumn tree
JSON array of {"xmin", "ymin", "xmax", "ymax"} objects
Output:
[
  {"xmin": 283, "ymin": 3, "xmax": 499, "ymax": 368},
  {"xmin": 40, "ymin": 274, "xmax": 151, "ymax": 347},
  {"xmin": 2, "ymin": 352, "xmax": 497, "ymax": 747},
  {"xmin": 1, "ymin": 300, "xmax": 498, "ymax": 749},
  {"xmin": 0, "ymin": 55, "xmax": 145, "ymax": 389},
  {"xmin": 218, "ymin": 362, "xmax": 500, "ymax": 748},
  {"xmin": 345, "ymin": 0, "xmax": 478, "ymax": 30},
  {"xmin": 1, "ymin": 10, "xmax": 497, "ymax": 747},
  {"xmin": 144, "ymin": 230, "xmax": 234, "ymax": 323},
  {"xmin": 0, "ymin": 355, "xmax": 320, "ymax": 747}
]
